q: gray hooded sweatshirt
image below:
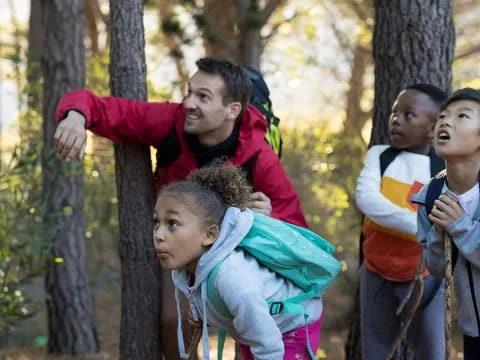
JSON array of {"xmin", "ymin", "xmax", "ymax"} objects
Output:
[
  {"xmin": 414, "ymin": 184, "xmax": 480, "ymax": 337},
  {"xmin": 172, "ymin": 207, "xmax": 324, "ymax": 360}
]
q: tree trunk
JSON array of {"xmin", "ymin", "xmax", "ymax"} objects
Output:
[
  {"xmin": 85, "ymin": 0, "xmax": 100, "ymax": 55},
  {"xmin": 203, "ymin": 0, "xmax": 237, "ymax": 61},
  {"xmin": 157, "ymin": 0, "xmax": 189, "ymax": 92},
  {"xmin": 27, "ymin": 0, "xmax": 43, "ymax": 110},
  {"xmin": 343, "ymin": 42, "xmax": 371, "ymax": 360},
  {"xmin": 199, "ymin": 0, "xmax": 285, "ymax": 69},
  {"xmin": 109, "ymin": 1, "xmax": 162, "ymax": 359},
  {"xmin": 370, "ymin": 0, "xmax": 454, "ymax": 145},
  {"xmin": 41, "ymin": 0, "xmax": 98, "ymax": 354},
  {"xmin": 343, "ymin": 44, "xmax": 371, "ymax": 142}
]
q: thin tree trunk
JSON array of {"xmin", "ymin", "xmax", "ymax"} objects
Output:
[
  {"xmin": 27, "ymin": 0, "xmax": 43, "ymax": 111},
  {"xmin": 343, "ymin": 43, "xmax": 371, "ymax": 360},
  {"xmin": 157, "ymin": 0, "xmax": 189, "ymax": 92},
  {"xmin": 203, "ymin": 0, "xmax": 237, "ymax": 61},
  {"xmin": 85, "ymin": 0, "xmax": 100, "ymax": 55},
  {"xmin": 109, "ymin": 0, "xmax": 162, "ymax": 359},
  {"xmin": 444, "ymin": 233, "xmax": 453, "ymax": 360},
  {"xmin": 42, "ymin": 0, "xmax": 98, "ymax": 354}
]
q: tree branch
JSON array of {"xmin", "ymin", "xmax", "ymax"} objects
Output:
[
  {"xmin": 260, "ymin": 0, "xmax": 287, "ymax": 26},
  {"xmin": 455, "ymin": 44, "xmax": 480, "ymax": 60},
  {"xmin": 384, "ymin": 253, "xmax": 424, "ymax": 360}
]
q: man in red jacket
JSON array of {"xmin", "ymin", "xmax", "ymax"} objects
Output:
[{"xmin": 54, "ymin": 57, "xmax": 307, "ymax": 359}]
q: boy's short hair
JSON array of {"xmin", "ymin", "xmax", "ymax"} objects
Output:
[
  {"xmin": 405, "ymin": 83, "xmax": 448, "ymax": 107},
  {"xmin": 195, "ymin": 57, "xmax": 252, "ymax": 112},
  {"xmin": 439, "ymin": 88, "xmax": 480, "ymax": 113}
]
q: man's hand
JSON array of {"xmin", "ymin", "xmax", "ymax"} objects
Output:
[
  {"xmin": 54, "ymin": 111, "xmax": 87, "ymax": 161},
  {"xmin": 247, "ymin": 192, "xmax": 272, "ymax": 216},
  {"xmin": 428, "ymin": 193, "xmax": 464, "ymax": 232}
]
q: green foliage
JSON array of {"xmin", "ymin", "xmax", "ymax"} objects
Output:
[
  {"xmin": 86, "ymin": 50, "xmax": 111, "ymax": 96},
  {"xmin": 281, "ymin": 125, "xmax": 366, "ymax": 261},
  {"xmin": 82, "ymin": 151, "xmax": 119, "ymax": 277},
  {"xmin": 0, "ymin": 144, "xmax": 53, "ymax": 332}
]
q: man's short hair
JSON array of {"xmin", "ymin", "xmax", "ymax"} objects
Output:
[
  {"xmin": 405, "ymin": 83, "xmax": 448, "ymax": 107},
  {"xmin": 439, "ymin": 88, "xmax": 480, "ymax": 113},
  {"xmin": 195, "ymin": 57, "xmax": 252, "ymax": 112}
]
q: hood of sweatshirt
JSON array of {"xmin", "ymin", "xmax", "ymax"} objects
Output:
[{"xmin": 172, "ymin": 207, "xmax": 254, "ymax": 359}]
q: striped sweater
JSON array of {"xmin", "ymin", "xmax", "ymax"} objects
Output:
[{"xmin": 356, "ymin": 145, "xmax": 430, "ymax": 281}]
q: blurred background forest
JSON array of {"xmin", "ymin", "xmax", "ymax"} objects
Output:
[{"xmin": 0, "ymin": 0, "xmax": 480, "ymax": 359}]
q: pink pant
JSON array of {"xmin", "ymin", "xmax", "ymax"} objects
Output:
[{"xmin": 239, "ymin": 312, "xmax": 324, "ymax": 360}]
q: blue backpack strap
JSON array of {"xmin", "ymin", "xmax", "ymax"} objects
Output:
[
  {"xmin": 425, "ymin": 172, "xmax": 446, "ymax": 215},
  {"xmin": 420, "ymin": 171, "xmax": 450, "ymax": 310},
  {"xmin": 429, "ymin": 147, "xmax": 445, "ymax": 177}
]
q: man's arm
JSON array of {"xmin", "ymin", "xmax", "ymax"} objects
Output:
[
  {"xmin": 356, "ymin": 145, "xmax": 418, "ymax": 235},
  {"xmin": 54, "ymin": 89, "xmax": 181, "ymax": 160}
]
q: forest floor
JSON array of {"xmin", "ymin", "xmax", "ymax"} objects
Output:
[
  {"xmin": 0, "ymin": 281, "xmax": 347, "ymax": 360},
  {"xmin": 0, "ymin": 256, "xmax": 464, "ymax": 360}
]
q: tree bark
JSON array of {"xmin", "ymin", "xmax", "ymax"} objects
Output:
[
  {"xmin": 157, "ymin": 0, "xmax": 189, "ymax": 92},
  {"xmin": 109, "ymin": 0, "xmax": 162, "ymax": 359},
  {"xmin": 370, "ymin": 0, "xmax": 454, "ymax": 145},
  {"xmin": 41, "ymin": 0, "xmax": 98, "ymax": 354},
  {"xmin": 199, "ymin": 0, "xmax": 285, "ymax": 69},
  {"xmin": 27, "ymin": 0, "xmax": 43, "ymax": 110},
  {"xmin": 85, "ymin": 0, "xmax": 100, "ymax": 55}
]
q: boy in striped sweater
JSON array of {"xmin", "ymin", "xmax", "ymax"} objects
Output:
[{"xmin": 356, "ymin": 84, "xmax": 447, "ymax": 360}]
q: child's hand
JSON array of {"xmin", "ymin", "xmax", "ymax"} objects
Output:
[
  {"xmin": 247, "ymin": 192, "xmax": 272, "ymax": 216},
  {"xmin": 428, "ymin": 193, "xmax": 464, "ymax": 232}
]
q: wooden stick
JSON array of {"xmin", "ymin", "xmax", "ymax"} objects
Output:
[
  {"xmin": 444, "ymin": 232, "xmax": 453, "ymax": 360},
  {"xmin": 384, "ymin": 252, "xmax": 424, "ymax": 360}
]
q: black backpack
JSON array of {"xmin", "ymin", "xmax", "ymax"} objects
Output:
[
  {"xmin": 243, "ymin": 66, "xmax": 282, "ymax": 158},
  {"xmin": 358, "ymin": 146, "xmax": 445, "ymax": 309},
  {"xmin": 358, "ymin": 146, "xmax": 445, "ymax": 265}
]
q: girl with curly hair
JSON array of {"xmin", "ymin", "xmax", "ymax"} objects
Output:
[{"xmin": 153, "ymin": 163, "xmax": 324, "ymax": 360}]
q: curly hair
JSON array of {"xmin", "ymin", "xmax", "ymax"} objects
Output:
[{"xmin": 159, "ymin": 162, "xmax": 252, "ymax": 226}]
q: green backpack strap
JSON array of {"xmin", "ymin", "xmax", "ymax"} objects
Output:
[
  {"xmin": 267, "ymin": 285, "xmax": 321, "ymax": 360},
  {"xmin": 207, "ymin": 260, "xmax": 232, "ymax": 319},
  {"xmin": 207, "ymin": 264, "xmax": 320, "ymax": 360},
  {"xmin": 207, "ymin": 261, "xmax": 231, "ymax": 360}
]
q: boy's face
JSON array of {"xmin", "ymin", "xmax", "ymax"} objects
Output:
[
  {"xmin": 389, "ymin": 89, "xmax": 437, "ymax": 154},
  {"xmin": 434, "ymin": 99, "xmax": 480, "ymax": 159},
  {"xmin": 183, "ymin": 70, "xmax": 241, "ymax": 146},
  {"xmin": 153, "ymin": 194, "xmax": 217, "ymax": 273}
]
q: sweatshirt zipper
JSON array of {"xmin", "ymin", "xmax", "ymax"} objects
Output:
[{"xmin": 466, "ymin": 261, "xmax": 480, "ymax": 333}]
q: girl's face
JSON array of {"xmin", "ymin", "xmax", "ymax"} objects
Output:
[{"xmin": 153, "ymin": 194, "xmax": 218, "ymax": 273}]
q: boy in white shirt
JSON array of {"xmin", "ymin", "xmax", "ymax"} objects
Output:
[{"xmin": 356, "ymin": 84, "xmax": 447, "ymax": 360}]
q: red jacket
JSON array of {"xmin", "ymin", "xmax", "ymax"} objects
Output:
[{"xmin": 56, "ymin": 90, "xmax": 307, "ymax": 227}]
